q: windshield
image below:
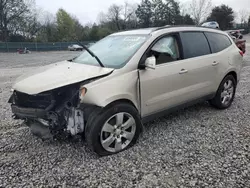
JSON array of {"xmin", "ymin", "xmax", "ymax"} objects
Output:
[{"xmin": 73, "ymin": 35, "xmax": 148, "ymax": 69}]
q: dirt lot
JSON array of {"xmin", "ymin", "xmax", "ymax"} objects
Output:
[{"xmin": 1, "ymin": 38, "xmax": 250, "ymax": 188}]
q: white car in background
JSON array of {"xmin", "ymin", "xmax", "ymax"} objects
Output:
[
  {"xmin": 68, "ymin": 44, "xmax": 83, "ymax": 51},
  {"xmin": 201, "ymin": 21, "xmax": 220, "ymax": 29}
]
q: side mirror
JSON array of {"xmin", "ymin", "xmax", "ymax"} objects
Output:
[{"xmin": 145, "ymin": 56, "xmax": 156, "ymax": 70}]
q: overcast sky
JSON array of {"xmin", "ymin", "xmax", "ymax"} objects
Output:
[{"xmin": 36, "ymin": 0, "xmax": 250, "ymax": 24}]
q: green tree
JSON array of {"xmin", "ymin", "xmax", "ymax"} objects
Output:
[
  {"xmin": 39, "ymin": 23, "xmax": 57, "ymax": 42},
  {"xmin": 56, "ymin": 8, "xmax": 75, "ymax": 41},
  {"xmin": 173, "ymin": 14, "xmax": 194, "ymax": 25},
  {"xmin": 72, "ymin": 17, "xmax": 86, "ymax": 40},
  {"xmin": 88, "ymin": 24, "xmax": 100, "ymax": 41},
  {"xmin": 164, "ymin": 0, "xmax": 181, "ymax": 25},
  {"xmin": 97, "ymin": 27, "xmax": 113, "ymax": 39},
  {"xmin": 0, "ymin": 0, "xmax": 33, "ymax": 41},
  {"xmin": 207, "ymin": 5, "xmax": 234, "ymax": 30},
  {"xmin": 183, "ymin": 14, "xmax": 195, "ymax": 25},
  {"xmin": 136, "ymin": 0, "xmax": 153, "ymax": 28},
  {"xmin": 136, "ymin": 0, "xmax": 181, "ymax": 27},
  {"xmin": 36, "ymin": 12, "xmax": 58, "ymax": 42}
]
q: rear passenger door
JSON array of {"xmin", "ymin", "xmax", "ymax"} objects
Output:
[
  {"xmin": 204, "ymin": 32, "xmax": 233, "ymax": 90},
  {"xmin": 178, "ymin": 31, "xmax": 217, "ymax": 100}
]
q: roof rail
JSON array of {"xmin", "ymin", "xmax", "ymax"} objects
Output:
[{"xmin": 152, "ymin": 25, "xmax": 221, "ymax": 32}]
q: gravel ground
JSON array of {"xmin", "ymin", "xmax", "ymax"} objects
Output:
[{"xmin": 1, "ymin": 39, "xmax": 250, "ymax": 188}]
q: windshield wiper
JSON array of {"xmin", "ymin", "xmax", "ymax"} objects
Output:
[
  {"xmin": 68, "ymin": 56, "xmax": 77, "ymax": 62},
  {"xmin": 75, "ymin": 40, "xmax": 105, "ymax": 68}
]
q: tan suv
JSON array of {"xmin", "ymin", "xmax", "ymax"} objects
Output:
[{"xmin": 9, "ymin": 26, "xmax": 243, "ymax": 156}]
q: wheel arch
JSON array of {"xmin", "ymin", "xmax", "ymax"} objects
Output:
[
  {"xmin": 210, "ymin": 70, "xmax": 237, "ymax": 109},
  {"xmin": 103, "ymin": 98, "xmax": 138, "ymax": 111},
  {"xmin": 225, "ymin": 70, "xmax": 237, "ymax": 83},
  {"xmin": 214, "ymin": 70, "xmax": 238, "ymax": 94},
  {"xmin": 82, "ymin": 97, "xmax": 139, "ymax": 122}
]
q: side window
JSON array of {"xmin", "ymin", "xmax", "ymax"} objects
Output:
[
  {"xmin": 149, "ymin": 36, "xmax": 180, "ymax": 65},
  {"xmin": 181, "ymin": 32, "xmax": 211, "ymax": 59},
  {"xmin": 205, "ymin": 32, "xmax": 232, "ymax": 53}
]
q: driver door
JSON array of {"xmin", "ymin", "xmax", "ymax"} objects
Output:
[{"xmin": 139, "ymin": 33, "xmax": 191, "ymax": 117}]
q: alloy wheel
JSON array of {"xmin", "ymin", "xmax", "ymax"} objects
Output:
[
  {"xmin": 221, "ymin": 80, "xmax": 234, "ymax": 106},
  {"xmin": 100, "ymin": 112, "xmax": 136, "ymax": 153}
]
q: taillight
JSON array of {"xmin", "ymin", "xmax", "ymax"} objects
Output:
[{"xmin": 239, "ymin": 51, "xmax": 244, "ymax": 57}]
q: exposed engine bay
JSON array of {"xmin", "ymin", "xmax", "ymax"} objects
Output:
[{"xmin": 8, "ymin": 81, "xmax": 97, "ymax": 140}]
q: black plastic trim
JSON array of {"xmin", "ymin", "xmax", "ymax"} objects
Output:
[
  {"xmin": 152, "ymin": 25, "xmax": 221, "ymax": 33},
  {"xmin": 11, "ymin": 105, "xmax": 47, "ymax": 119}
]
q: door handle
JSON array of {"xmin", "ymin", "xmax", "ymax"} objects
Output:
[
  {"xmin": 179, "ymin": 69, "xmax": 188, "ymax": 74},
  {"xmin": 212, "ymin": 61, "xmax": 219, "ymax": 66}
]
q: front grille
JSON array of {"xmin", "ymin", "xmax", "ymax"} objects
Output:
[{"xmin": 14, "ymin": 91, "xmax": 52, "ymax": 109}]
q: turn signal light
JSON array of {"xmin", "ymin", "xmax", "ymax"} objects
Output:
[{"xmin": 79, "ymin": 87, "xmax": 87, "ymax": 98}]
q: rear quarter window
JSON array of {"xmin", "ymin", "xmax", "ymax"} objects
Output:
[
  {"xmin": 180, "ymin": 32, "xmax": 211, "ymax": 59},
  {"xmin": 204, "ymin": 32, "xmax": 232, "ymax": 53}
]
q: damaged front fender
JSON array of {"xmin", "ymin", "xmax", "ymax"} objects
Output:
[{"xmin": 9, "ymin": 79, "xmax": 103, "ymax": 140}]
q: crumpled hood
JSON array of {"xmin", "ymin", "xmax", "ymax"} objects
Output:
[{"xmin": 13, "ymin": 61, "xmax": 114, "ymax": 95}]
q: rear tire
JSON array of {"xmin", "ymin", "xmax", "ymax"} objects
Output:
[
  {"xmin": 210, "ymin": 75, "xmax": 236, "ymax": 109},
  {"xmin": 85, "ymin": 103, "xmax": 142, "ymax": 156}
]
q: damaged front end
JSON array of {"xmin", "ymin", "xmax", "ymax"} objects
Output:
[{"xmin": 8, "ymin": 83, "xmax": 94, "ymax": 140}]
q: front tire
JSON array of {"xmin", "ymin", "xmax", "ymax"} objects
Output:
[
  {"xmin": 85, "ymin": 103, "xmax": 142, "ymax": 156},
  {"xmin": 210, "ymin": 75, "xmax": 236, "ymax": 109}
]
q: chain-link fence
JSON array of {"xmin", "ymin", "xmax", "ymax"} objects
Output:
[{"xmin": 0, "ymin": 41, "xmax": 95, "ymax": 52}]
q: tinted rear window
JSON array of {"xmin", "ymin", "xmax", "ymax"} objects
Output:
[
  {"xmin": 205, "ymin": 32, "xmax": 232, "ymax": 53},
  {"xmin": 181, "ymin": 32, "xmax": 211, "ymax": 59}
]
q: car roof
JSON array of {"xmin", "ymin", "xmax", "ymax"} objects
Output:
[
  {"xmin": 111, "ymin": 28, "xmax": 159, "ymax": 36},
  {"xmin": 111, "ymin": 25, "xmax": 225, "ymax": 36}
]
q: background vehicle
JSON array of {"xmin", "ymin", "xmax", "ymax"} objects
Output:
[
  {"xmin": 202, "ymin": 22, "xmax": 246, "ymax": 54},
  {"xmin": 68, "ymin": 44, "xmax": 83, "ymax": 51},
  {"xmin": 201, "ymin": 21, "xmax": 220, "ymax": 29},
  {"xmin": 17, "ymin": 47, "xmax": 31, "ymax": 54},
  {"xmin": 9, "ymin": 26, "xmax": 243, "ymax": 156},
  {"xmin": 226, "ymin": 30, "xmax": 246, "ymax": 54}
]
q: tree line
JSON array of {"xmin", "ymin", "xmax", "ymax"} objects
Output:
[{"xmin": 0, "ymin": 0, "xmax": 250, "ymax": 42}]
